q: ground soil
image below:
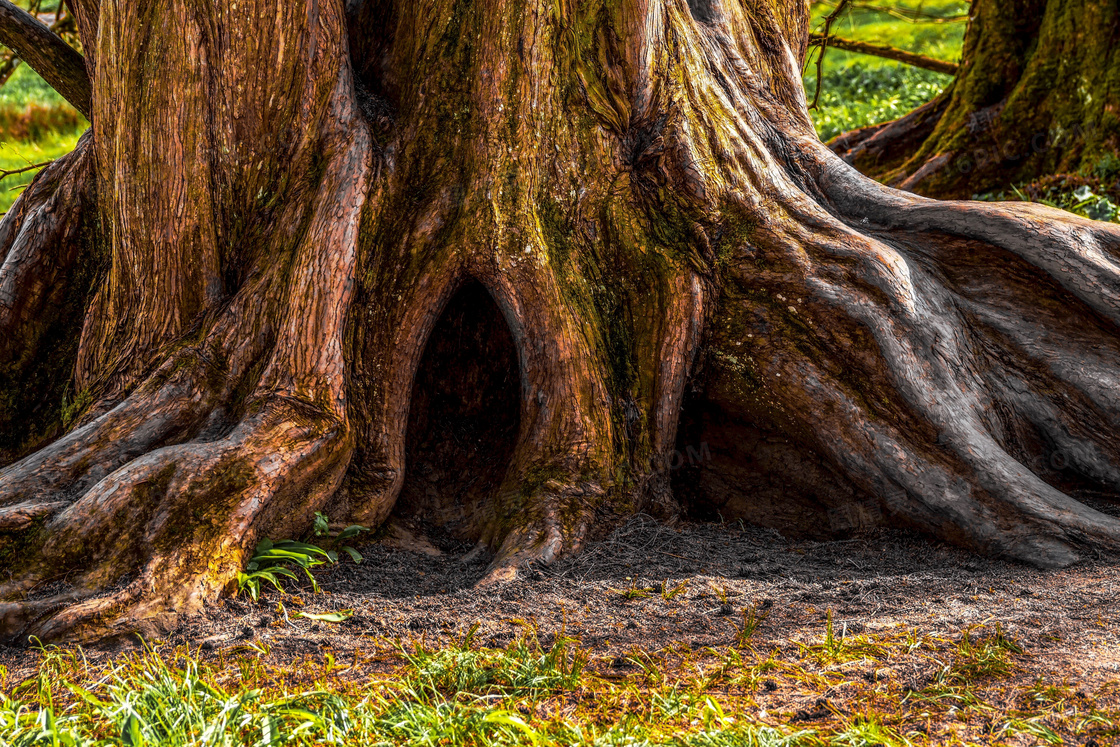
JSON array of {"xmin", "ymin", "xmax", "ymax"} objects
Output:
[{"xmin": 2, "ymin": 515, "xmax": 1118, "ymax": 739}]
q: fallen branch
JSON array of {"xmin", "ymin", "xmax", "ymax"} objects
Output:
[
  {"xmin": 1, "ymin": 160, "xmax": 53, "ymax": 180},
  {"xmin": 0, "ymin": 0, "xmax": 90, "ymax": 117},
  {"xmin": 808, "ymin": 34, "xmax": 959, "ymax": 75}
]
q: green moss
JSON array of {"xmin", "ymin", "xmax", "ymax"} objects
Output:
[
  {"xmin": 151, "ymin": 460, "xmax": 255, "ymax": 557},
  {"xmin": 58, "ymin": 388, "xmax": 93, "ymax": 430}
]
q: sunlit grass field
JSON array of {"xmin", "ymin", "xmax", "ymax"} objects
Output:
[
  {"xmin": 0, "ymin": 64, "xmax": 86, "ymax": 214},
  {"xmin": 2, "ymin": 622, "xmax": 1116, "ymax": 746},
  {"xmin": 802, "ymin": 0, "xmax": 968, "ymax": 140}
]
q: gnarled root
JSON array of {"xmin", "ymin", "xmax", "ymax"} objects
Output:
[
  {"xmin": 0, "ymin": 398, "xmax": 350, "ymax": 642},
  {"xmin": 694, "ymin": 133, "xmax": 1120, "ymax": 566},
  {"xmin": 827, "ymin": 95, "xmax": 949, "ymax": 192},
  {"xmin": 0, "ymin": 67, "xmax": 370, "ymax": 642}
]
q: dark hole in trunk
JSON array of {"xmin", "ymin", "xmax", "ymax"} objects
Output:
[{"xmin": 394, "ymin": 281, "xmax": 521, "ymax": 546}]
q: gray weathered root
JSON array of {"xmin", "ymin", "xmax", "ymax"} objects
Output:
[{"xmin": 701, "ymin": 135, "xmax": 1120, "ymax": 567}]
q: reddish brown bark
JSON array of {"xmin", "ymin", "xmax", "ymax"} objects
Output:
[{"xmin": 1, "ymin": 0, "xmax": 1119, "ymax": 642}]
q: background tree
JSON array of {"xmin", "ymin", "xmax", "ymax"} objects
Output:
[
  {"xmin": 831, "ymin": 0, "xmax": 1120, "ymax": 197},
  {"xmin": 0, "ymin": 0, "xmax": 81, "ymax": 87},
  {"xmin": 1, "ymin": 0, "xmax": 1120, "ymax": 642}
]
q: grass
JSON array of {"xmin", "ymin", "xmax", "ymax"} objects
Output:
[
  {"xmin": 0, "ymin": 64, "xmax": 87, "ymax": 215},
  {"xmin": 1, "ymin": 619, "xmax": 1117, "ymax": 746},
  {"xmin": 1, "ymin": 126, "xmax": 85, "ymax": 214},
  {"xmin": 804, "ymin": 1, "xmax": 968, "ymax": 140}
]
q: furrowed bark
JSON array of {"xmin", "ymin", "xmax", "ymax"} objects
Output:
[
  {"xmin": 0, "ymin": 133, "xmax": 97, "ymax": 464},
  {"xmin": 0, "ymin": 0, "xmax": 90, "ymax": 116}
]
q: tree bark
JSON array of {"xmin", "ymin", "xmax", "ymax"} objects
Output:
[
  {"xmin": 1, "ymin": 0, "xmax": 1119, "ymax": 642},
  {"xmin": 832, "ymin": 0, "xmax": 1120, "ymax": 198}
]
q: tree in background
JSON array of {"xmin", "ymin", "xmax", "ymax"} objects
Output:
[
  {"xmin": 0, "ymin": 0, "xmax": 80, "ymax": 86},
  {"xmin": 831, "ymin": 0, "xmax": 1120, "ymax": 198},
  {"xmin": 1, "ymin": 0, "xmax": 1120, "ymax": 642}
]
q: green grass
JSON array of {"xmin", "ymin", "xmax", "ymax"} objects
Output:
[
  {"xmin": 2, "ymin": 621, "xmax": 1117, "ymax": 746},
  {"xmin": 0, "ymin": 58, "xmax": 74, "ymax": 110},
  {"xmin": 0, "ymin": 126, "xmax": 84, "ymax": 214},
  {"xmin": 804, "ymin": 1, "xmax": 968, "ymax": 140},
  {"xmin": 0, "ymin": 64, "xmax": 87, "ymax": 215}
]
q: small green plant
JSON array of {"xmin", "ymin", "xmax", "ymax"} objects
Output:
[
  {"xmin": 944, "ymin": 625, "xmax": 1023, "ymax": 683},
  {"xmin": 712, "ymin": 584, "xmax": 730, "ymax": 605},
  {"xmin": 733, "ymin": 603, "xmax": 770, "ymax": 648},
  {"xmin": 310, "ymin": 511, "xmax": 368, "ymax": 564},
  {"xmin": 661, "ymin": 579, "xmax": 689, "ymax": 600},
  {"xmin": 236, "ymin": 513, "xmax": 368, "ymax": 601},
  {"xmin": 236, "ymin": 538, "xmax": 334, "ymax": 601},
  {"xmin": 800, "ymin": 610, "xmax": 888, "ymax": 664},
  {"xmin": 614, "ymin": 579, "xmax": 654, "ymax": 601}
]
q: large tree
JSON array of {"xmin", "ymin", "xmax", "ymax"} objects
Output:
[
  {"xmin": 832, "ymin": 0, "xmax": 1120, "ymax": 198},
  {"xmin": 2, "ymin": 0, "xmax": 1120, "ymax": 642}
]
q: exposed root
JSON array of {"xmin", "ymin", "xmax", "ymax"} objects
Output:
[
  {"xmin": 696, "ymin": 135, "xmax": 1120, "ymax": 566},
  {"xmin": 480, "ymin": 478, "xmax": 605, "ymax": 585},
  {"xmin": 0, "ymin": 349, "xmax": 228, "ymax": 510},
  {"xmin": 827, "ymin": 95, "xmax": 949, "ymax": 189},
  {"xmin": 0, "ymin": 500, "xmax": 69, "ymax": 531},
  {"xmin": 0, "ymin": 64, "xmax": 371, "ymax": 641},
  {"xmin": 0, "ymin": 397, "xmax": 351, "ymax": 643},
  {"xmin": 0, "ymin": 585, "xmax": 141, "ymax": 645}
]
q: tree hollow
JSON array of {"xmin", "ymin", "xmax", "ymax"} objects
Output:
[{"xmin": 394, "ymin": 281, "xmax": 521, "ymax": 543}]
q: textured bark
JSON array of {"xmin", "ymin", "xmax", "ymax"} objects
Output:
[
  {"xmin": 1, "ymin": 0, "xmax": 1119, "ymax": 643},
  {"xmin": 833, "ymin": 0, "xmax": 1120, "ymax": 198},
  {"xmin": 0, "ymin": 133, "xmax": 98, "ymax": 464}
]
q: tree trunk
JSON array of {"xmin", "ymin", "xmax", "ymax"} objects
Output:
[
  {"xmin": 832, "ymin": 0, "xmax": 1120, "ymax": 198},
  {"xmin": 2, "ymin": 0, "xmax": 1120, "ymax": 642}
]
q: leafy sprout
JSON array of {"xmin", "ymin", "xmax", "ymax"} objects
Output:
[{"xmin": 235, "ymin": 513, "xmax": 368, "ymax": 601}]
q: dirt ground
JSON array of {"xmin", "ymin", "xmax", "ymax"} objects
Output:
[{"xmin": 3, "ymin": 516, "xmax": 1119, "ymax": 739}]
